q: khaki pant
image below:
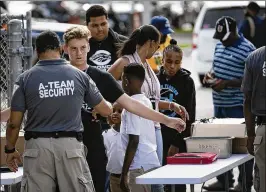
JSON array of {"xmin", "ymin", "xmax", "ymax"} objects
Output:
[
  {"xmin": 110, "ymin": 174, "xmax": 123, "ymax": 192},
  {"xmin": 20, "ymin": 137, "xmax": 95, "ymax": 192},
  {"xmin": 254, "ymin": 125, "xmax": 265, "ymax": 192},
  {"xmin": 128, "ymin": 168, "xmax": 151, "ymax": 192}
]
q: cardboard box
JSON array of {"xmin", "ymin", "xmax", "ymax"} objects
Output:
[
  {"xmin": 1, "ymin": 132, "xmax": 25, "ymax": 167},
  {"xmin": 232, "ymin": 137, "xmax": 248, "ymax": 154},
  {"xmin": 191, "ymin": 118, "xmax": 247, "ymax": 154}
]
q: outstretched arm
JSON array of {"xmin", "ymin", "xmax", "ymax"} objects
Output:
[
  {"xmin": 159, "ymin": 100, "xmax": 189, "ymax": 121},
  {"xmin": 93, "ymin": 99, "xmax": 113, "ymax": 117},
  {"xmin": 117, "ymin": 94, "xmax": 185, "ymax": 131}
]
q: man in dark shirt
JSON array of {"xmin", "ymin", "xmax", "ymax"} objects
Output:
[
  {"xmin": 63, "ymin": 26, "xmax": 187, "ymax": 192},
  {"xmin": 85, "ymin": 4, "xmax": 128, "ymax": 134},
  {"xmin": 85, "ymin": 5, "xmax": 128, "ymax": 71},
  {"xmin": 239, "ymin": 2, "xmax": 265, "ymax": 48},
  {"xmin": 5, "ymin": 30, "xmax": 112, "ymax": 192},
  {"xmin": 241, "ymin": 46, "xmax": 266, "ymax": 192}
]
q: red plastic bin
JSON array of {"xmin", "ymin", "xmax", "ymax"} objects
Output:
[{"xmin": 167, "ymin": 152, "xmax": 218, "ymax": 164}]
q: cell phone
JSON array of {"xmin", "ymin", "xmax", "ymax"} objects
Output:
[{"xmin": 150, "ymin": 97, "xmax": 156, "ymax": 110}]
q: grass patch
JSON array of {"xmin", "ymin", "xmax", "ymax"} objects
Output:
[
  {"xmin": 179, "ymin": 43, "xmax": 192, "ymax": 48},
  {"xmin": 174, "ymin": 28, "xmax": 193, "ymax": 34}
]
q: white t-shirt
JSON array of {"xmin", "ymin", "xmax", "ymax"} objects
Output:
[
  {"xmin": 102, "ymin": 128, "xmax": 124, "ymax": 174},
  {"xmin": 120, "ymin": 94, "xmax": 160, "ymax": 171},
  {"xmin": 123, "ymin": 52, "xmax": 161, "ymax": 128}
]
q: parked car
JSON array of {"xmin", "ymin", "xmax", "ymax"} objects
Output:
[
  {"xmin": 31, "ymin": 19, "xmax": 81, "ymax": 43},
  {"xmin": 191, "ymin": 1, "xmax": 265, "ymax": 85}
]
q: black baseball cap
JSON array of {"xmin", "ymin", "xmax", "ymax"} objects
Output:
[{"xmin": 213, "ymin": 16, "xmax": 237, "ymax": 41}]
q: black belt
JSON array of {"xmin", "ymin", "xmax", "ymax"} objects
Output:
[
  {"xmin": 257, "ymin": 116, "xmax": 266, "ymax": 125},
  {"xmin": 110, "ymin": 173, "xmax": 121, "ymax": 178},
  {"xmin": 24, "ymin": 131, "xmax": 83, "ymax": 141}
]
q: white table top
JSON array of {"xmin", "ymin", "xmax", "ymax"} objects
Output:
[
  {"xmin": 1, "ymin": 167, "xmax": 23, "ymax": 185},
  {"xmin": 136, "ymin": 154, "xmax": 253, "ymax": 185}
]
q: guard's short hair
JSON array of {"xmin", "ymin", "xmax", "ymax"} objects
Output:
[
  {"xmin": 86, "ymin": 5, "xmax": 108, "ymax": 25},
  {"xmin": 36, "ymin": 30, "xmax": 61, "ymax": 54},
  {"xmin": 63, "ymin": 26, "xmax": 91, "ymax": 44},
  {"xmin": 123, "ymin": 63, "xmax": 145, "ymax": 82}
]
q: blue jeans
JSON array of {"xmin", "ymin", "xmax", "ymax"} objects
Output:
[
  {"xmin": 151, "ymin": 183, "xmax": 164, "ymax": 192},
  {"xmin": 214, "ymin": 106, "xmax": 254, "ymax": 188},
  {"xmin": 105, "ymin": 171, "xmax": 110, "ymax": 192},
  {"xmin": 153, "ymin": 127, "xmax": 164, "ymax": 192},
  {"xmin": 214, "ymin": 105, "xmax": 244, "ymax": 118},
  {"xmin": 155, "ymin": 127, "xmax": 163, "ymax": 165}
]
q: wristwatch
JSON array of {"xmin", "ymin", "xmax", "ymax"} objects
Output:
[{"xmin": 4, "ymin": 145, "xmax": 16, "ymax": 154}]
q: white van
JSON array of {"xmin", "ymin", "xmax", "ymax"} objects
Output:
[{"xmin": 191, "ymin": 1, "xmax": 265, "ymax": 84}]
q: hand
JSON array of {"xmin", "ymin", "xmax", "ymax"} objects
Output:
[
  {"xmin": 211, "ymin": 79, "xmax": 227, "ymax": 92},
  {"xmin": 91, "ymin": 109, "xmax": 99, "ymax": 122},
  {"xmin": 168, "ymin": 145, "xmax": 179, "ymax": 157},
  {"xmin": 120, "ymin": 175, "xmax": 130, "ymax": 192},
  {"xmin": 247, "ymin": 136, "xmax": 255, "ymax": 156},
  {"xmin": 165, "ymin": 117, "xmax": 186, "ymax": 133},
  {"xmin": 6, "ymin": 150, "xmax": 22, "ymax": 172},
  {"xmin": 203, "ymin": 72, "xmax": 214, "ymax": 84},
  {"xmin": 171, "ymin": 103, "xmax": 189, "ymax": 121}
]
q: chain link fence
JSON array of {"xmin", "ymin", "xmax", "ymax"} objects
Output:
[{"xmin": 0, "ymin": 11, "xmax": 32, "ymax": 132}]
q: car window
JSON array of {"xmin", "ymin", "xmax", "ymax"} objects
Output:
[{"xmin": 201, "ymin": 7, "xmax": 245, "ymax": 29}]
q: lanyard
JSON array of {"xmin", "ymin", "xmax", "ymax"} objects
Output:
[{"xmin": 132, "ymin": 54, "xmax": 156, "ymax": 98}]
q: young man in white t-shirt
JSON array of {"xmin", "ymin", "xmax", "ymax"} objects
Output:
[
  {"xmin": 102, "ymin": 102, "xmax": 124, "ymax": 192},
  {"xmin": 120, "ymin": 63, "xmax": 163, "ymax": 192}
]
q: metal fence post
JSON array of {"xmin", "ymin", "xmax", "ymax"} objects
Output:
[
  {"xmin": 1, "ymin": 12, "xmax": 32, "ymax": 131},
  {"xmin": 26, "ymin": 11, "xmax": 32, "ymax": 69},
  {"xmin": 7, "ymin": 19, "xmax": 23, "ymax": 106}
]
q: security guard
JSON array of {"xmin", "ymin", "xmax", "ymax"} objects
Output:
[
  {"xmin": 5, "ymin": 30, "xmax": 112, "ymax": 192},
  {"xmin": 242, "ymin": 46, "xmax": 266, "ymax": 192}
]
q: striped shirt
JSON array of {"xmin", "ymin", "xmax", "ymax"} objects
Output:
[{"xmin": 212, "ymin": 35, "xmax": 255, "ymax": 107}]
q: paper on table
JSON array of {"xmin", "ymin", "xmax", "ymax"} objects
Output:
[{"xmin": 196, "ymin": 118, "xmax": 245, "ymax": 124}]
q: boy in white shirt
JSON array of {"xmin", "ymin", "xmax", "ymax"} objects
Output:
[
  {"xmin": 120, "ymin": 63, "xmax": 163, "ymax": 192},
  {"xmin": 102, "ymin": 102, "xmax": 124, "ymax": 192}
]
